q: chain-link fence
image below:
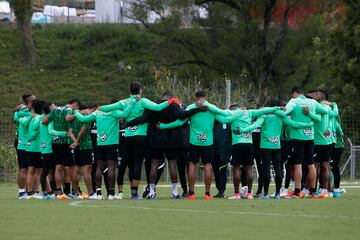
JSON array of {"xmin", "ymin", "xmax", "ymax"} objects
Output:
[{"xmin": 1, "ymin": 103, "xmax": 359, "ymax": 182}]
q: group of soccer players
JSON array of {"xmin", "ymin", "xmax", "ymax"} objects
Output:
[{"xmin": 12, "ymin": 81, "xmax": 345, "ymax": 200}]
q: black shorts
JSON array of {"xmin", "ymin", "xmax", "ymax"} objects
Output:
[
  {"xmin": 231, "ymin": 143, "xmax": 254, "ymax": 166},
  {"xmin": 188, "ymin": 144, "xmax": 214, "ymax": 164},
  {"xmin": 151, "ymin": 147, "xmax": 179, "ymax": 161},
  {"xmin": 96, "ymin": 144, "xmax": 118, "ymax": 161},
  {"xmin": 52, "ymin": 143, "xmax": 73, "ymax": 167},
  {"xmin": 73, "ymin": 149, "xmax": 94, "ymax": 166},
  {"xmin": 27, "ymin": 152, "xmax": 42, "ymax": 168},
  {"xmin": 292, "ymin": 139, "xmax": 314, "ymax": 166},
  {"xmin": 17, "ymin": 149, "xmax": 29, "ymax": 169},
  {"xmin": 314, "ymin": 144, "xmax": 334, "ymax": 163},
  {"xmin": 42, "ymin": 153, "xmax": 55, "ymax": 170},
  {"xmin": 330, "ymin": 147, "xmax": 344, "ymax": 167}
]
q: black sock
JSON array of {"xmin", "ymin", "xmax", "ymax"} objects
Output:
[
  {"xmin": 189, "ymin": 191, "xmax": 195, "ymax": 195},
  {"xmin": 46, "ymin": 191, "xmax": 54, "ymax": 195},
  {"xmin": 19, "ymin": 192, "xmax": 26, "ymax": 197},
  {"xmin": 109, "ymin": 189, "xmax": 115, "ymax": 196},
  {"xmin": 27, "ymin": 191, "xmax": 34, "ymax": 196},
  {"xmin": 55, "ymin": 188, "xmax": 62, "ymax": 196},
  {"xmin": 119, "ymin": 191, "xmax": 123, "ymax": 193},
  {"xmin": 131, "ymin": 187, "xmax": 138, "ymax": 196},
  {"xmin": 235, "ymin": 190, "xmax": 239, "ymax": 194},
  {"xmin": 96, "ymin": 189, "xmax": 102, "ymax": 196},
  {"xmin": 89, "ymin": 192, "xmax": 94, "ymax": 196},
  {"xmin": 294, "ymin": 188, "xmax": 300, "ymax": 195},
  {"xmin": 64, "ymin": 183, "xmax": 71, "ymax": 194},
  {"xmin": 205, "ymin": 192, "xmax": 210, "ymax": 196},
  {"xmin": 310, "ymin": 188, "xmax": 316, "ymax": 194}
]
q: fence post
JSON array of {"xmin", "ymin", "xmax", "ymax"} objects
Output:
[
  {"xmin": 350, "ymin": 145, "xmax": 356, "ymax": 180},
  {"xmin": 225, "ymin": 79, "xmax": 231, "ymax": 109}
]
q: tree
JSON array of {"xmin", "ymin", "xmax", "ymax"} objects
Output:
[{"xmin": 9, "ymin": 0, "xmax": 36, "ymax": 65}]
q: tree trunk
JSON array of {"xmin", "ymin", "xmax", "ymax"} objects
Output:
[{"xmin": 19, "ymin": 14, "xmax": 36, "ymax": 65}]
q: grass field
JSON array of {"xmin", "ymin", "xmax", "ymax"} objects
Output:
[{"xmin": 1, "ymin": 183, "xmax": 360, "ymax": 240}]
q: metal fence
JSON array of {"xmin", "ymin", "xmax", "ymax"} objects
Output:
[{"xmin": 1, "ymin": 104, "xmax": 359, "ymax": 182}]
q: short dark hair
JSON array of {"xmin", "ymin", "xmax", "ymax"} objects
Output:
[
  {"xmin": 264, "ymin": 96, "xmax": 278, "ymax": 107},
  {"xmin": 229, "ymin": 103, "xmax": 239, "ymax": 109},
  {"xmin": 130, "ymin": 81, "xmax": 142, "ymax": 95},
  {"xmin": 22, "ymin": 93, "xmax": 33, "ymax": 104},
  {"xmin": 68, "ymin": 98, "xmax": 80, "ymax": 105},
  {"xmin": 32, "ymin": 99, "xmax": 45, "ymax": 115},
  {"xmin": 42, "ymin": 101, "xmax": 52, "ymax": 114},
  {"xmin": 195, "ymin": 90, "xmax": 206, "ymax": 98},
  {"xmin": 291, "ymin": 86, "xmax": 304, "ymax": 94},
  {"xmin": 162, "ymin": 91, "xmax": 173, "ymax": 99},
  {"xmin": 110, "ymin": 99, "xmax": 119, "ymax": 104},
  {"xmin": 307, "ymin": 89, "xmax": 318, "ymax": 94},
  {"xmin": 318, "ymin": 90, "xmax": 329, "ymax": 100}
]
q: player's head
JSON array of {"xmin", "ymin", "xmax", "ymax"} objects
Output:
[
  {"xmin": 68, "ymin": 98, "xmax": 81, "ymax": 110},
  {"xmin": 42, "ymin": 101, "xmax": 53, "ymax": 114},
  {"xmin": 306, "ymin": 89, "xmax": 318, "ymax": 100},
  {"xmin": 32, "ymin": 99, "xmax": 44, "ymax": 115},
  {"xmin": 22, "ymin": 93, "xmax": 36, "ymax": 109},
  {"xmin": 130, "ymin": 81, "xmax": 142, "ymax": 95},
  {"xmin": 161, "ymin": 91, "xmax": 173, "ymax": 100},
  {"xmin": 111, "ymin": 99, "xmax": 118, "ymax": 104},
  {"xmin": 317, "ymin": 90, "xmax": 329, "ymax": 101},
  {"xmin": 229, "ymin": 103, "xmax": 239, "ymax": 110},
  {"xmin": 195, "ymin": 90, "xmax": 206, "ymax": 101},
  {"xmin": 279, "ymin": 99, "xmax": 288, "ymax": 107},
  {"xmin": 291, "ymin": 86, "xmax": 304, "ymax": 98},
  {"xmin": 264, "ymin": 96, "xmax": 278, "ymax": 107}
]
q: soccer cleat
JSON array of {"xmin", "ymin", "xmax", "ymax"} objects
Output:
[
  {"xmin": 172, "ymin": 194, "xmax": 181, "ymax": 200},
  {"xmin": 131, "ymin": 194, "xmax": 140, "ymax": 200},
  {"xmin": 18, "ymin": 194, "xmax": 29, "ymax": 200},
  {"xmin": 292, "ymin": 192, "xmax": 304, "ymax": 199},
  {"xmin": 108, "ymin": 195, "xmax": 116, "ymax": 200},
  {"xmin": 246, "ymin": 193, "xmax": 254, "ymax": 200},
  {"xmin": 261, "ymin": 195, "xmax": 269, "ymax": 200},
  {"xmin": 214, "ymin": 192, "xmax": 226, "ymax": 198},
  {"xmin": 274, "ymin": 194, "xmax": 281, "ymax": 200},
  {"xmin": 146, "ymin": 194, "xmax": 156, "ymax": 200},
  {"xmin": 81, "ymin": 192, "xmax": 89, "ymax": 199},
  {"xmin": 96, "ymin": 194, "xmax": 105, "ymax": 200},
  {"xmin": 88, "ymin": 194, "xmax": 98, "ymax": 200},
  {"xmin": 328, "ymin": 192, "xmax": 333, "ymax": 198},
  {"xmin": 66, "ymin": 193, "xmax": 75, "ymax": 199},
  {"xmin": 333, "ymin": 191, "xmax": 341, "ymax": 198},
  {"xmin": 181, "ymin": 192, "xmax": 189, "ymax": 198},
  {"xmin": 228, "ymin": 193, "xmax": 241, "ymax": 200},
  {"xmin": 33, "ymin": 193, "xmax": 43, "ymax": 200},
  {"xmin": 57, "ymin": 194, "xmax": 71, "ymax": 200},
  {"xmin": 253, "ymin": 193, "xmax": 262, "ymax": 198},
  {"xmin": 141, "ymin": 185, "xmax": 150, "ymax": 199},
  {"xmin": 288, "ymin": 191, "xmax": 295, "ymax": 197},
  {"xmin": 75, "ymin": 195, "xmax": 84, "ymax": 200},
  {"xmin": 187, "ymin": 194, "xmax": 196, "ymax": 200},
  {"xmin": 115, "ymin": 192, "xmax": 123, "ymax": 200},
  {"xmin": 316, "ymin": 193, "xmax": 329, "ymax": 199},
  {"xmin": 204, "ymin": 195, "xmax": 213, "ymax": 200},
  {"xmin": 304, "ymin": 193, "xmax": 316, "ymax": 199}
]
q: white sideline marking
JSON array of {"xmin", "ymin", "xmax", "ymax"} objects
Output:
[{"xmin": 68, "ymin": 201, "xmax": 360, "ymax": 220}]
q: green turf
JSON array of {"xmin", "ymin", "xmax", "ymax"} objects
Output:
[{"xmin": 1, "ymin": 183, "xmax": 359, "ymax": 240}]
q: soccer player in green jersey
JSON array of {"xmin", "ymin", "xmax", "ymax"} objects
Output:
[
  {"xmin": 44, "ymin": 99, "xmax": 80, "ymax": 200},
  {"xmin": 68, "ymin": 106, "xmax": 96, "ymax": 200},
  {"xmin": 99, "ymin": 81, "xmax": 180, "ymax": 199},
  {"xmin": 284, "ymin": 87, "xmax": 328, "ymax": 198},
  {"xmin": 13, "ymin": 93, "xmax": 35, "ymax": 199},
  {"xmin": 74, "ymin": 100, "xmax": 136, "ymax": 200},
  {"xmin": 331, "ymin": 114, "xmax": 344, "ymax": 198},
  {"xmin": 159, "ymin": 90, "xmax": 233, "ymax": 200},
  {"xmin": 24, "ymin": 100, "xmax": 44, "ymax": 199}
]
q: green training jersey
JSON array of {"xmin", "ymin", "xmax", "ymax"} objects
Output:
[
  {"xmin": 26, "ymin": 114, "xmax": 42, "ymax": 152},
  {"xmin": 285, "ymin": 95, "xmax": 327, "ymax": 141},
  {"xmin": 13, "ymin": 107, "xmax": 30, "ymax": 140},
  {"xmin": 46, "ymin": 106, "xmax": 73, "ymax": 144},
  {"xmin": 75, "ymin": 103, "xmax": 134, "ymax": 146},
  {"xmin": 15, "ymin": 110, "xmax": 32, "ymax": 150},
  {"xmin": 69, "ymin": 118, "xmax": 92, "ymax": 150},
  {"xmin": 335, "ymin": 116, "xmax": 345, "ymax": 148},
  {"xmin": 40, "ymin": 114, "xmax": 53, "ymax": 154},
  {"xmin": 329, "ymin": 102, "xmax": 339, "ymax": 144},
  {"xmin": 312, "ymin": 102, "xmax": 333, "ymax": 146},
  {"xmin": 100, "ymin": 96, "xmax": 169, "ymax": 137},
  {"xmin": 215, "ymin": 107, "xmax": 279, "ymax": 145},
  {"xmin": 240, "ymin": 112, "xmax": 313, "ymax": 149},
  {"xmin": 160, "ymin": 101, "xmax": 234, "ymax": 146}
]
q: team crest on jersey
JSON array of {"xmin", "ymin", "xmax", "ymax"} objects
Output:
[
  {"xmin": 196, "ymin": 133, "xmax": 207, "ymax": 142},
  {"xmin": 128, "ymin": 126, "xmax": 137, "ymax": 132},
  {"xmin": 241, "ymin": 133, "xmax": 251, "ymax": 138},
  {"xmin": 91, "ymin": 129, "xmax": 98, "ymax": 134},
  {"xmin": 268, "ymin": 137, "xmax": 279, "ymax": 144},
  {"xmin": 304, "ymin": 128, "xmax": 312, "ymax": 136},
  {"xmin": 41, "ymin": 143, "xmax": 46, "ymax": 150},
  {"xmin": 98, "ymin": 134, "xmax": 107, "ymax": 142},
  {"xmin": 25, "ymin": 142, "xmax": 30, "ymax": 148}
]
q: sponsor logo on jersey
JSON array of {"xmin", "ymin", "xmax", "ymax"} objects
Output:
[
  {"xmin": 304, "ymin": 128, "xmax": 312, "ymax": 136},
  {"xmin": 90, "ymin": 129, "xmax": 98, "ymax": 134},
  {"xmin": 128, "ymin": 126, "xmax": 137, "ymax": 132},
  {"xmin": 98, "ymin": 134, "xmax": 107, "ymax": 142},
  {"xmin": 41, "ymin": 142, "xmax": 46, "ymax": 150},
  {"xmin": 268, "ymin": 137, "xmax": 279, "ymax": 144},
  {"xmin": 25, "ymin": 142, "xmax": 31, "ymax": 148},
  {"xmin": 196, "ymin": 133, "xmax": 207, "ymax": 142},
  {"xmin": 241, "ymin": 133, "xmax": 251, "ymax": 138}
]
